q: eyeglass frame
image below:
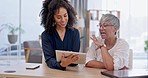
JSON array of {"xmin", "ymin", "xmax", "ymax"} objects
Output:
[{"xmin": 97, "ymin": 23, "xmax": 114, "ymax": 29}]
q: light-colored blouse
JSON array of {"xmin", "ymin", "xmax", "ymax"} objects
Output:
[{"xmin": 86, "ymin": 37, "xmax": 129, "ymax": 70}]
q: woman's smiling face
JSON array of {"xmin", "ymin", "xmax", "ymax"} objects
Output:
[{"xmin": 54, "ymin": 7, "xmax": 69, "ymax": 28}]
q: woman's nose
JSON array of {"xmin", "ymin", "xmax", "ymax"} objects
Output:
[{"xmin": 61, "ymin": 17, "xmax": 65, "ymax": 22}]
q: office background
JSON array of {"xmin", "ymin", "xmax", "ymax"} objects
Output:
[{"xmin": 0, "ymin": 0, "xmax": 147, "ymax": 69}]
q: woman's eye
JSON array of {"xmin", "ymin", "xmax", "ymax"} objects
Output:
[
  {"xmin": 104, "ymin": 25, "xmax": 107, "ymax": 27},
  {"xmin": 64, "ymin": 15, "xmax": 67, "ymax": 17},
  {"xmin": 57, "ymin": 17, "xmax": 61, "ymax": 19}
]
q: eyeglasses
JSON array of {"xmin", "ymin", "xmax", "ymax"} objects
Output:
[{"xmin": 97, "ymin": 23, "xmax": 114, "ymax": 29}]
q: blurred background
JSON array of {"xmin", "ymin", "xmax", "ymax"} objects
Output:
[{"xmin": 0, "ymin": 0, "xmax": 147, "ymax": 69}]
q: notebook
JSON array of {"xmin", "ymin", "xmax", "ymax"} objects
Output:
[
  {"xmin": 56, "ymin": 50, "xmax": 86, "ymax": 64},
  {"xmin": 101, "ymin": 69, "xmax": 148, "ymax": 78}
]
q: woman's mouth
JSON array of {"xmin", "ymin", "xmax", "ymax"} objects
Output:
[{"xmin": 100, "ymin": 32, "xmax": 106, "ymax": 35}]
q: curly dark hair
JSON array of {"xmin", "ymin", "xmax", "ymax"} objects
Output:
[{"xmin": 40, "ymin": 0, "xmax": 77, "ymax": 34}]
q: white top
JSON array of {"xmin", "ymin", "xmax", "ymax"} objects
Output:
[{"xmin": 86, "ymin": 37, "xmax": 129, "ymax": 70}]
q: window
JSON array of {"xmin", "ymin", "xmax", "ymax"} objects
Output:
[{"xmin": 0, "ymin": 0, "xmax": 43, "ymax": 61}]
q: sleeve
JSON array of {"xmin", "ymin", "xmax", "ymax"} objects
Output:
[
  {"xmin": 72, "ymin": 29, "xmax": 80, "ymax": 52},
  {"xmin": 113, "ymin": 39, "xmax": 129, "ymax": 70},
  {"xmin": 41, "ymin": 32, "xmax": 66, "ymax": 70},
  {"xmin": 86, "ymin": 42, "xmax": 98, "ymax": 64}
]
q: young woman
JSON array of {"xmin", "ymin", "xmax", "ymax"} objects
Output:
[{"xmin": 40, "ymin": 0, "xmax": 80, "ymax": 70}]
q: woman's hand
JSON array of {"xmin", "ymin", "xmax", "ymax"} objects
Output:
[
  {"xmin": 60, "ymin": 53, "xmax": 80, "ymax": 67},
  {"xmin": 91, "ymin": 35, "xmax": 103, "ymax": 49}
]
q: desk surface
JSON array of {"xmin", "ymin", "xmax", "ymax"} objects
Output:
[{"xmin": 0, "ymin": 63, "xmax": 109, "ymax": 78}]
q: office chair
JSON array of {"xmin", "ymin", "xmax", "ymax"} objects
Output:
[
  {"xmin": 23, "ymin": 41, "xmax": 42, "ymax": 63},
  {"xmin": 128, "ymin": 49, "xmax": 133, "ymax": 69}
]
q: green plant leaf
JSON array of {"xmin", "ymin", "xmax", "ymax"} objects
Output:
[
  {"xmin": 144, "ymin": 40, "xmax": 148, "ymax": 51},
  {"xmin": 1, "ymin": 23, "xmax": 24, "ymax": 35},
  {"xmin": 80, "ymin": 36, "xmax": 85, "ymax": 39}
]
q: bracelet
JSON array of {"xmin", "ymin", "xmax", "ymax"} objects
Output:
[
  {"xmin": 99, "ymin": 44, "xmax": 106, "ymax": 48},
  {"xmin": 96, "ymin": 44, "xmax": 106, "ymax": 50}
]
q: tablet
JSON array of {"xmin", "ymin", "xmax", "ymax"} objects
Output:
[
  {"xmin": 56, "ymin": 50, "xmax": 86, "ymax": 64},
  {"xmin": 101, "ymin": 69, "xmax": 148, "ymax": 78}
]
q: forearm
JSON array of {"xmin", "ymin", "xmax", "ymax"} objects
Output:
[
  {"xmin": 85, "ymin": 60, "xmax": 105, "ymax": 69},
  {"xmin": 100, "ymin": 47, "xmax": 114, "ymax": 70},
  {"xmin": 46, "ymin": 58, "xmax": 66, "ymax": 70}
]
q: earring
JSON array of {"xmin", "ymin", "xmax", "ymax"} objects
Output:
[{"xmin": 52, "ymin": 22, "xmax": 56, "ymax": 27}]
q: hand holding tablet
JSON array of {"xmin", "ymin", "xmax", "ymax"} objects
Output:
[{"xmin": 56, "ymin": 50, "xmax": 86, "ymax": 64}]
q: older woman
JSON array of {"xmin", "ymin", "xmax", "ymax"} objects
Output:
[{"xmin": 85, "ymin": 14, "xmax": 129, "ymax": 71}]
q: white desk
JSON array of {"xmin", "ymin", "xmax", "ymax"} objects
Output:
[{"xmin": 0, "ymin": 63, "xmax": 109, "ymax": 78}]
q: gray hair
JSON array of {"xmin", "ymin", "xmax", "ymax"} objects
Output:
[{"xmin": 100, "ymin": 14, "xmax": 120, "ymax": 29}]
